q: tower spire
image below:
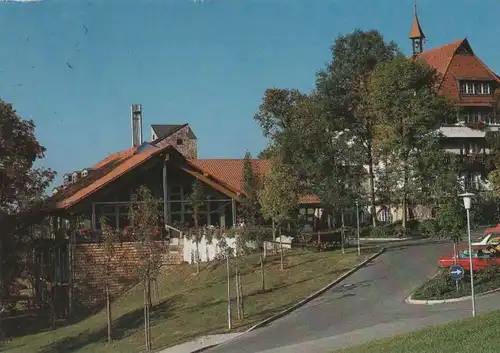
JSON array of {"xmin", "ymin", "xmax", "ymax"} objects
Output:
[{"xmin": 409, "ymin": 0, "xmax": 425, "ymax": 55}]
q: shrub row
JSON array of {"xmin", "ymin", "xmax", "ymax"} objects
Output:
[{"xmin": 412, "ymin": 265, "xmax": 500, "ymax": 300}]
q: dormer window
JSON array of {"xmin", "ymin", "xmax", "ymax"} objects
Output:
[
  {"xmin": 63, "ymin": 175, "xmax": 70, "ymax": 184},
  {"xmin": 72, "ymin": 172, "xmax": 79, "ymax": 183},
  {"xmin": 81, "ymin": 169, "xmax": 89, "ymax": 178},
  {"xmin": 460, "ymin": 81, "xmax": 492, "ymax": 96}
]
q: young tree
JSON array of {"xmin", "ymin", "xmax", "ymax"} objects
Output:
[
  {"xmin": 0, "ymin": 100, "xmax": 54, "ymax": 338},
  {"xmin": 258, "ymin": 156, "xmax": 299, "ymax": 271},
  {"xmin": 315, "ymin": 29, "xmax": 401, "ymax": 227},
  {"xmin": 239, "ymin": 152, "xmax": 261, "ymax": 226},
  {"xmin": 369, "ymin": 57, "xmax": 455, "ymax": 229},
  {"xmin": 186, "ymin": 179, "xmax": 205, "ymax": 274},
  {"xmin": 99, "ymin": 217, "xmax": 120, "ymax": 343},
  {"xmin": 129, "ymin": 186, "xmax": 163, "ymax": 351}
]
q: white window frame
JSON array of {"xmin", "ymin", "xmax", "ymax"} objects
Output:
[{"xmin": 461, "ymin": 81, "xmax": 492, "ymax": 95}]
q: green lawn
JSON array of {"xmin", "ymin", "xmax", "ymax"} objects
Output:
[
  {"xmin": 1, "ymin": 247, "xmax": 375, "ymax": 353},
  {"xmin": 333, "ymin": 309, "xmax": 500, "ymax": 353}
]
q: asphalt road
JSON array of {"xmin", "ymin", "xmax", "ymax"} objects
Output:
[{"xmin": 206, "ymin": 239, "xmax": 500, "ymax": 353}]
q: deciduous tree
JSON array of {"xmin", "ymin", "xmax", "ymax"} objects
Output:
[
  {"xmin": 129, "ymin": 186, "xmax": 163, "ymax": 351},
  {"xmin": 186, "ymin": 179, "xmax": 205, "ymax": 274},
  {"xmin": 239, "ymin": 152, "xmax": 261, "ymax": 226},
  {"xmin": 0, "ymin": 100, "xmax": 54, "ymax": 338},
  {"xmin": 258, "ymin": 156, "xmax": 299, "ymax": 270},
  {"xmin": 315, "ymin": 29, "xmax": 401, "ymax": 226},
  {"xmin": 99, "ymin": 217, "xmax": 120, "ymax": 343},
  {"xmin": 369, "ymin": 57, "xmax": 455, "ymax": 229}
]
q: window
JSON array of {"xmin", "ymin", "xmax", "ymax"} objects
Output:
[
  {"xmin": 95, "ymin": 203, "xmax": 131, "ymax": 230},
  {"xmin": 462, "ymin": 143, "xmax": 481, "ymax": 155},
  {"xmin": 459, "ymin": 81, "xmax": 492, "ymax": 96},
  {"xmin": 485, "ymin": 113, "xmax": 500, "ymax": 126},
  {"xmin": 81, "ymin": 169, "xmax": 88, "ymax": 177},
  {"xmin": 176, "ymin": 139, "xmax": 183, "ymax": 145},
  {"xmin": 72, "ymin": 173, "xmax": 79, "ymax": 183},
  {"xmin": 462, "ymin": 110, "xmax": 499, "ymax": 125}
]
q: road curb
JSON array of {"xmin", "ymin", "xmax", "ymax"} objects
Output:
[
  {"xmin": 405, "ymin": 287, "xmax": 500, "ymax": 305},
  {"xmin": 245, "ymin": 248, "xmax": 386, "ymax": 332},
  {"xmin": 359, "ymin": 237, "xmax": 412, "ymax": 242}
]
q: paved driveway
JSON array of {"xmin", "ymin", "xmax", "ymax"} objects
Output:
[{"xmin": 206, "ymin": 239, "xmax": 500, "ymax": 353}]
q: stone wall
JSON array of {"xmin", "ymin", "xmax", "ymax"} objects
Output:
[
  {"xmin": 72, "ymin": 241, "xmax": 183, "ymax": 307},
  {"xmin": 156, "ymin": 125, "xmax": 197, "ymax": 159}
]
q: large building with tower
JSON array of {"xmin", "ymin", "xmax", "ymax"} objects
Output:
[{"xmin": 409, "ymin": 7, "xmax": 500, "ymax": 192}]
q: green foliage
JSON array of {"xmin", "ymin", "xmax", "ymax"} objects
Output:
[
  {"xmin": 100, "ymin": 216, "xmax": 120, "ymax": 278},
  {"xmin": 369, "ymin": 57, "xmax": 456, "ymax": 227},
  {"xmin": 413, "ymin": 265, "xmax": 500, "ymax": 300},
  {"xmin": 239, "ymin": 152, "xmax": 261, "ymax": 226},
  {"xmin": 187, "ymin": 179, "xmax": 204, "ymax": 229},
  {"xmin": 258, "ymin": 157, "xmax": 299, "ymax": 225},
  {"xmin": 257, "ymin": 145, "xmax": 276, "ymax": 159},
  {"xmin": 436, "ymin": 198, "xmax": 467, "ymax": 241},
  {"xmin": 315, "ymin": 29, "xmax": 402, "ymax": 224},
  {"xmin": 0, "ymin": 99, "xmax": 55, "ymax": 317},
  {"xmin": 129, "ymin": 186, "xmax": 163, "ymax": 283},
  {"xmin": 369, "ymin": 226, "xmax": 389, "ymax": 238},
  {"xmin": 418, "ymin": 219, "xmax": 440, "ymax": 237}
]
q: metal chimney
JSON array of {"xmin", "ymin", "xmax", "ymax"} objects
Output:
[{"xmin": 131, "ymin": 104, "xmax": 143, "ymax": 147}]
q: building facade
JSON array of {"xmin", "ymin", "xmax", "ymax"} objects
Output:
[{"xmin": 410, "ymin": 9, "xmax": 500, "ymax": 192}]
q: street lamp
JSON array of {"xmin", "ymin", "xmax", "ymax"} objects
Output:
[
  {"xmin": 459, "ymin": 192, "xmax": 476, "ymax": 317},
  {"xmin": 355, "ymin": 201, "xmax": 361, "ymax": 256}
]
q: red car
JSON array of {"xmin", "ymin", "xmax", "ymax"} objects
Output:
[{"xmin": 439, "ymin": 247, "xmax": 500, "ymax": 271}]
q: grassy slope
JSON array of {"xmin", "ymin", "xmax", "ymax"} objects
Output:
[
  {"xmin": 334, "ymin": 309, "xmax": 500, "ymax": 353},
  {"xmin": 2, "ymin": 248, "xmax": 374, "ymax": 353}
]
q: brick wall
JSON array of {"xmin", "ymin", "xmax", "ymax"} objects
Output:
[
  {"xmin": 156, "ymin": 125, "xmax": 197, "ymax": 159},
  {"xmin": 72, "ymin": 241, "xmax": 183, "ymax": 307}
]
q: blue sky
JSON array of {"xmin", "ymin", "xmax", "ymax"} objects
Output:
[{"xmin": 1, "ymin": 0, "xmax": 499, "ymax": 186}]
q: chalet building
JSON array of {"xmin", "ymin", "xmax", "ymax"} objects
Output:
[
  {"xmin": 409, "ymin": 7, "xmax": 500, "ymax": 192},
  {"xmin": 47, "ymin": 104, "xmax": 322, "ymax": 239}
]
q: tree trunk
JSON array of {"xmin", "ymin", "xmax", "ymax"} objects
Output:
[
  {"xmin": 367, "ymin": 148, "xmax": 377, "ymax": 227},
  {"xmin": 402, "ymin": 164, "xmax": 408, "ymax": 230},
  {"xmin": 340, "ymin": 211, "xmax": 345, "ymax": 254},
  {"xmin": 106, "ymin": 283, "xmax": 112, "ymax": 343},
  {"xmin": 238, "ymin": 271, "xmax": 244, "ymax": 319},
  {"xmin": 279, "ymin": 227, "xmax": 284, "ymax": 271},
  {"xmin": 235, "ymin": 266, "xmax": 241, "ymax": 320},
  {"xmin": 50, "ymin": 283, "xmax": 56, "ymax": 330},
  {"xmin": 147, "ymin": 279, "xmax": 152, "ymax": 309},
  {"xmin": 260, "ymin": 255, "xmax": 265, "ymax": 292},
  {"xmin": 195, "ymin": 239, "xmax": 200, "ymax": 274},
  {"xmin": 226, "ymin": 254, "xmax": 232, "ymax": 330},
  {"xmin": 143, "ymin": 284, "xmax": 149, "ymax": 351}
]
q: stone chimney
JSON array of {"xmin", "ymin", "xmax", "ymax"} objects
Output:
[{"xmin": 131, "ymin": 104, "xmax": 143, "ymax": 147}]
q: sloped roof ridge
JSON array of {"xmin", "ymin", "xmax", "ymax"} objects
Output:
[{"xmin": 436, "ymin": 38, "xmax": 466, "ymax": 91}]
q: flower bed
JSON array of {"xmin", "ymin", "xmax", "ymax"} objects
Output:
[{"xmin": 412, "ymin": 265, "xmax": 500, "ymax": 300}]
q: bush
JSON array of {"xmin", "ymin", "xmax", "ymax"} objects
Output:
[
  {"xmin": 419, "ymin": 219, "xmax": 440, "ymax": 237},
  {"xmin": 412, "ymin": 265, "xmax": 500, "ymax": 300},
  {"xmin": 369, "ymin": 226, "xmax": 389, "ymax": 238}
]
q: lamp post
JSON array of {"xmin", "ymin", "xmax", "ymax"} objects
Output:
[
  {"xmin": 355, "ymin": 201, "xmax": 361, "ymax": 256},
  {"xmin": 459, "ymin": 192, "xmax": 476, "ymax": 317}
]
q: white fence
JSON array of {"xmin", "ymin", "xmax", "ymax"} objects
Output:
[{"xmin": 182, "ymin": 234, "xmax": 295, "ymax": 264}]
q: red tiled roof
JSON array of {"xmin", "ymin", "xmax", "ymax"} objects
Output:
[
  {"xmin": 415, "ymin": 38, "xmax": 500, "ymax": 103},
  {"xmin": 50, "ymin": 144, "xmax": 172, "ymax": 210},
  {"xmin": 188, "ymin": 159, "xmax": 321, "ymax": 205}
]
